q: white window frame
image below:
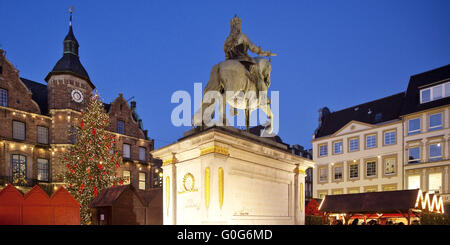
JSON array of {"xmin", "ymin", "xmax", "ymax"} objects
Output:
[
  {"xmin": 333, "ymin": 141, "xmax": 342, "ymax": 154},
  {"xmin": 429, "ymin": 143, "xmax": 442, "ymax": 162},
  {"xmin": 420, "ymin": 81, "xmax": 450, "ymax": 104},
  {"xmin": 408, "ymin": 118, "xmax": 421, "ymax": 135},
  {"xmin": 428, "ymin": 113, "xmax": 442, "ymax": 131},
  {"xmin": 384, "ymin": 131, "xmax": 396, "ymax": 145},
  {"xmin": 319, "ymin": 144, "xmax": 327, "ymax": 157},
  {"xmin": 433, "ymin": 85, "xmax": 443, "ymax": 100},
  {"xmin": 421, "ymin": 88, "xmax": 431, "ymax": 103},
  {"xmin": 366, "ymin": 134, "xmax": 376, "ymax": 149},
  {"xmin": 445, "ymin": 83, "xmax": 450, "ymax": 97},
  {"xmin": 408, "ymin": 147, "xmax": 421, "ymax": 163},
  {"xmin": 349, "ymin": 138, "xmax": 359, "ymax": 152}
]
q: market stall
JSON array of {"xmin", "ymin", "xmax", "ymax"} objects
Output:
[{"xmin": 318, "ymin": 189, "xmax": 444, "ymax": 225}]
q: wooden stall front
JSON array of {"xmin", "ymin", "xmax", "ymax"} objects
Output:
[
  {"xmin": 0, "ymin": 184, "xmax": 80, "ymax": 225},
  {"xmin": 90, "ymin": 185, "xmax": 162, "ymax": 225}
]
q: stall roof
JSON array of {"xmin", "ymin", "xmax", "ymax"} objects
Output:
[
  {"xmin": 319, "ymin": 189, "xmax": 444, "ymax": 214},
  {"xmin": 90, "ymin": 185, "xmax": 144, "ymax": 207},
  {"xmin": 90, "ymin": 185, "xmax": 161, "ymax": 208}
]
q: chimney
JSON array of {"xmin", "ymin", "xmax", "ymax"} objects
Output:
[{"xmin": 131, "ymin": 101, "xmax": 136, "ymax": 110}]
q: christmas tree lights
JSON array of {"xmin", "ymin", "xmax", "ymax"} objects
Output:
[{"xmin": 60, "ymin": 94, "xmax": 124, "ymax": 225}]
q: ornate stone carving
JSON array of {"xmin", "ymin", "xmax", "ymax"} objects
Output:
[{"xmin": 200, "ymin": 145, "xmax": 229, "ymax": 156}]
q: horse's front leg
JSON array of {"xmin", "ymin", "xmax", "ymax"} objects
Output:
[
  {"xmin": 259, "ymin": 98, "xmax": 274, "ymax": 135},
  {"xmin": 245, "ymin": 108, "xmax": 250, "ymax": 132},
  {"xmin": 218, "ymin": 93, "xmax": 230, "ymax": 126},
  {"xmin": 230, "ymin": 106, "xmax": 238, "ymax": 117}
]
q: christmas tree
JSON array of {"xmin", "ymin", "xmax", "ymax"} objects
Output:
[{"xmin": 61, "ymin": 94, "xmax": 124, "ymax": 225}]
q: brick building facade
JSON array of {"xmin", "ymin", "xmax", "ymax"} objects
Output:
[{"xmin": 0, "ymin": 18, "xmax": 162, "ymax": 194}]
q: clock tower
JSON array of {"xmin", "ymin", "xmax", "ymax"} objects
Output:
[
  {"xmin": 45, "ymin": 10, "xmax": 94, "ymax": 112},
  {"xmin": 45, "ymin": 10, "xmax": 94, "ymax": 144}
]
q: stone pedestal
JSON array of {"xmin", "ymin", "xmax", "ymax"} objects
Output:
[{"xmin": 151, "ymin": 127, "xmax": 314, "ymax": 225}]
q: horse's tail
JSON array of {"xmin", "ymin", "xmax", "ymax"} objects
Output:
[
  {"xmin": 205, "ymin": 64, "xmax": 222, "ymax": 94},
  {"xmin": 193, "ymin": 64, "xmax": 222, "ymax": 127}
]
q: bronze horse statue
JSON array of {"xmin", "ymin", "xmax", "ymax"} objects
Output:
[{"xmin": 193, "ymin": 56, "xmax": 274, "ymax": 134}]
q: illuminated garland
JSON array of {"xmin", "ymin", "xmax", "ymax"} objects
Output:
[{"xmin": 415, "ymin": 190, "xmax": 445, "ymax": 213}]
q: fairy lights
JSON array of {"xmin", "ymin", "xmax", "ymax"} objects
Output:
[
  {"xmin": 318, "ymin": 195, "xmax": 326, "ymax": 211},
  {"xmin": 60, "ymin": 95, "xmax": 124, "ymax": 225},
  {"xmin": 414, "ymin": 189, "xmax": 445, "ymax": 213}
]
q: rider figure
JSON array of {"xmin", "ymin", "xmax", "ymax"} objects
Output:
[{"xmin": 224, "ymin": 15, "xmax": 272, "ymax": 93}]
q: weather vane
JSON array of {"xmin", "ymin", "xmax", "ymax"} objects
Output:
[{"xmin": 69, "ymin": 6, "xmax": 74, "ymax": 26}]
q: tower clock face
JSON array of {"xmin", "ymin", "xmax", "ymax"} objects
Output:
[{"xmin": 71, "ymin": 89, "xmax": 84, "ymax": 103}]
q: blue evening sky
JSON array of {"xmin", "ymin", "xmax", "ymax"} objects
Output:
[{"xmin": 1, "ymin": 0, "xmax": 449, "ymax": 150}]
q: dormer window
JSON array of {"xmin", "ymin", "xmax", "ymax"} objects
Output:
[
  {"xmin": 374, "ymin": 113, "xmax": 382, "ymax": 122},
  {"xmin": 420, "ymin": 81, "xmax": 450, "ymax": 104}
]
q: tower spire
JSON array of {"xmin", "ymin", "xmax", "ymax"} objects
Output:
[
  {"xmin": 69, "ymin": 6, "xmax": 74, "ymax": 26},
  {"xmin": 45, "ymin": 6, "xmax": 92, "ymax": 87},
  {"xmin": 63, "ymin": 6, "xmax": 79, "ymax": 56}
]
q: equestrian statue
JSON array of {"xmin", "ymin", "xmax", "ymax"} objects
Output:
[{"xmin": 193, "ymin": 15, "xmax": 276, "ymax": 134}]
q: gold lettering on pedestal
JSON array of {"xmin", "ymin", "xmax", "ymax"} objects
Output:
[
  {"xmin": 205, "ymin": 167, "xmax": 210, "ymax": 209},
  {"xmin": 219, "ymin": 167, "xmax": 224, "ymax": 209}
]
